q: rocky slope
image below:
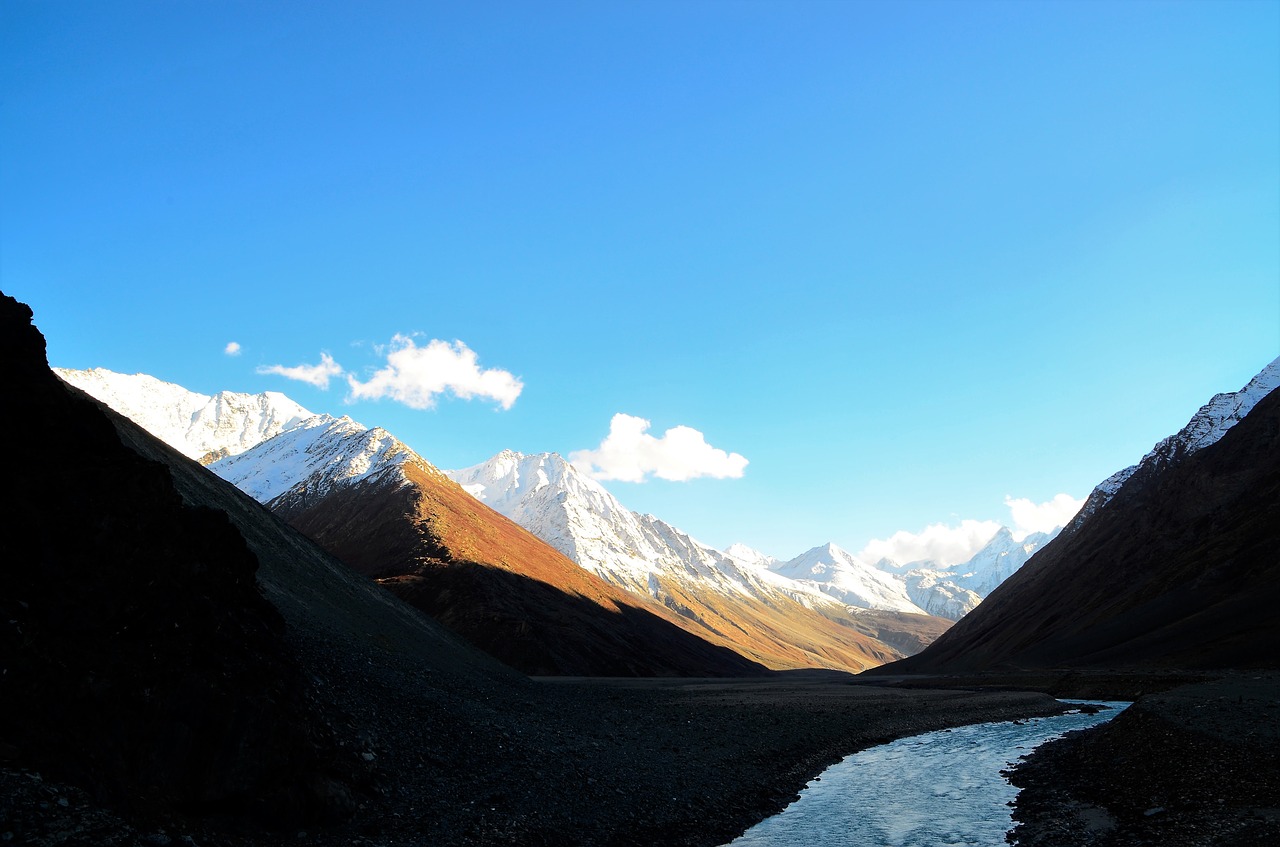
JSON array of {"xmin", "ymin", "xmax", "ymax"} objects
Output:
[{"xmin": 884, "ymin": 359, "xmax": 1280, "ymax": 673}]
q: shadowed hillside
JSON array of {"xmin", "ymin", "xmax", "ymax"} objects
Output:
[
  {"xmin": 883, "ymin": 383, "xmax": 1280, "ymax": 674},
  {"xmin": 0, "ymin": 293, "xmax": 350, "ymax": 825}
]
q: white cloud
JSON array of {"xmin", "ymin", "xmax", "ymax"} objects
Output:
[
  {"xmin": 224, "ymin": 341, "xmax": 242, "ymax": 356},
  {"xmin": 569, "ymin": 413, "xmax": 749, "ymax": 483},
  {"xmin": 257, "ymin": 353, "xmax": 344, "ymax": 389},
  {"xmin": 345, "ymin": 334, "xmax": 522, "ymax": 410},
  {"xmin": 856, "ymin": 493, "xmax": 1086, "ymax": 568},
  {"xmin": 1004, "ymin": 493, "xmax": 1085, "ymax": 539},
  {"xmin": 858, "ymin": 519, "xmax": 1003, "ymax": 568}
]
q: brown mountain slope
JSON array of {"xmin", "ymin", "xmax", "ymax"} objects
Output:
[
  {"xmin": 883, "ymin": 385, "xmax": 1280, "ymax": 674},
  {"xmin": 272, "ymin": 461, "xmax": 768, "ymax": 676}
]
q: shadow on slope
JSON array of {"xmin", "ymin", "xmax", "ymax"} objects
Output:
[{"xmin": 273, "ymin": 462, "xmax": 766, "ymax": 677}]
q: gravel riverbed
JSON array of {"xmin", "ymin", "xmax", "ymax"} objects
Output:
[{"xmin": 3, "ymin": 665, "xmax": 1064, "ymax": 847}]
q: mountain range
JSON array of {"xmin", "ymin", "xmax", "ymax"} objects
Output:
[
  {"xmin": 56, "ymin": 368, "xmax": 951, "ymax": 672},
  {"xmin": 19, "ymin": 295, "xmax": 1280, "ymax": 847},
  {"xmin": 57, "ymin": 353, "xmax": 1278, "ymax": 680},
  {"xmin": 54, "ymin": 367, "xmax": 1044, "ymax": 623},
  {"xmin": 446, "ymin": 448, "xmax": 1060, "ymax": 622}
]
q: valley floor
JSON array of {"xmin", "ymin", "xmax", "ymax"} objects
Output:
[{"xmin": 3, "ymin": 670, "xmax": 1062, "ymax": 847}]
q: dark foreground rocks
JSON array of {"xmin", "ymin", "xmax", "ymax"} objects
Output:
[
  {"xmin": 1008, "ymin": 672, "xmax": 1280, "ymax": 847},
  {"xmin": 2, "ymin": 671, "xmax": 1064, "ymax": 847}
]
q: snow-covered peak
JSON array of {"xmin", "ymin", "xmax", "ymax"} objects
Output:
[
  {"xmin": 54, "ymin": 367, "xmax": 313, "ymax": 463},
  {"xmin": 210, "ymin": 414, "xmax": 425, "ymax": 506},
  {"xmin": 855, "ymin": 524, "xmax": 1061, "ymax": 619},
  {"xmin": 772, "ymin": 543, "xmax": 926, "ymax": 614},
  {"xmin": 447, "ymin": 449, "xmax": 633, "ymax": 528},
  {"xmin": 1081, "ymin": 356, "xmax": 1280, "ymax": 516},
  {"xmin": 773, "ymin": 542, "xmax": 861, "ymax": 578},
  {"xmin": 446, "ymin": 450, "xmax": 840, "ymax": 607},
  {"xmin": 723, "ymin": 543, "xmax": 777, "ymax": 570}
]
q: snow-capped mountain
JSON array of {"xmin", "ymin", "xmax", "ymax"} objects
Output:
[
  {"xmin": 54, "ymin": 367, "xmax": 313, "ymax": 464},
  {"xmin": 217, "ymin": 434, "xmax": 927, "ymax": 671},
  {"xmin": 445, "ymin": 450, "xmax": 951, "ymax": 667},
  {"xmin": 446, "ymin": 450, "xmax": 843, "ymax": 608},
  {"xmin": 769, "ymin": 527, "xmax": 1061, "ymax": 621},
  {"xmin": 724, "ymin": 543, "xmax": 778, "ymax": 571},
  {"xmin": 1079, "ymin": 356, "xmax": 1280, "ymax": 519},
  {"xmin": 210, "ymin": 414, "xmax": 428, "ymax": 507},
  {"xmin": 771, "ymin": 543, "xmax": 927, "ymax": 614},
  {"xmin": 892, "ymin": 527, "xmax": 1058, "ymax": 618},
  {"xmin": 447, "ymin": 449, "xmax": 1054, "ymax": 622},
  {"xmin": 950, "ymin": 527, "xmax": 1055, "ymax": 597}
]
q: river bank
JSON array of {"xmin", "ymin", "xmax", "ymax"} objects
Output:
[
  {"xmin": 1008, "ymin": 672, "xmax": 1280, "ymax": 846},
  {"xmin": 3, "ymin": 671, "xmax": 1064, "ymax": 847}
]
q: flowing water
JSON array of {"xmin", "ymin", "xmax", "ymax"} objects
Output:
[{"xmin": 724, "ymin": 701, "xmax": 1129, "ymax": 847}]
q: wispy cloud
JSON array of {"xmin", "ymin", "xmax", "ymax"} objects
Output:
[
  {"xmin": 857, "ymin": 493, "xmax": 1085, "ymax": 567},
  {"xmin": 224, "ymin": 341, "xmax": 242, "ymax": 356},
  {"xmin": 345, "ymin": 334, "xmax": 522, "ymax": 410},
  {"xmin": 257, "ymin": 352, "xmax": 344, "ymax": 389},
  {"xmin": 570, "ymin": 413, "xmax": 748, "ymax": 483}
]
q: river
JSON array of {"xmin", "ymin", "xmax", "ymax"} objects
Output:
[{"xmin": 723, "ymin": 700, "xmax": 1130, "ymax": 847}]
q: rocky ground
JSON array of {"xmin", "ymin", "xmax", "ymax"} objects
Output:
[
  {"xmin": 1, "ymin": 667, "xmax": 1063, "ymax": 847},
  {"xmin": 1008, "ymin": 672, "xmax": 1280, "ymax": 847}
]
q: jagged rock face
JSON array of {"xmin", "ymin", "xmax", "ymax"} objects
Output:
[
  {"xmin": 889, "ymin": 372, "xmax": 1280, "ymax": 674},
  {"xmin": 0, "ymin": 293, "xmax": 344, "ymax": 824}
]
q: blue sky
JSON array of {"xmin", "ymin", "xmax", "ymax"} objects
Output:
[{"xmin": 4, "ymin": 1, "xmax": 1277, "ymax": 561}]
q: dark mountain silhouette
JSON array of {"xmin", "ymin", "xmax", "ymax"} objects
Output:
[
  {"xmin": 0, "ymin": 293, "xmax": 351, "ymax": 824},
  {"xmin": 883, "ymin": 381, "xmax": 1280, "ymax": 674}
]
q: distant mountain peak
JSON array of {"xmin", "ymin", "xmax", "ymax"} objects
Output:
[
  {"xmin": 770, "ymin": 542, "xmax": 927, "ymax": 615},
  {"xmin": 723, "ymin": 543, "xmax": 776, "ymax": 570}
]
